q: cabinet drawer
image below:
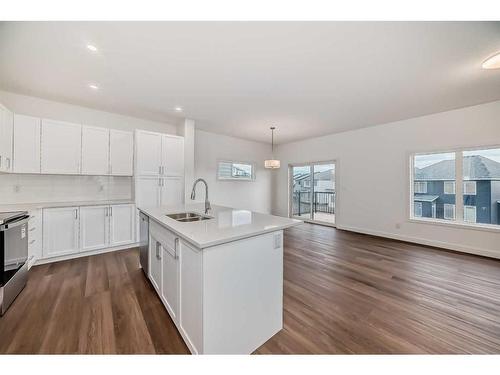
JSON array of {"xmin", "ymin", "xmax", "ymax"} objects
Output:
[
  {"xmin": 28, "ymin": 210, "xmax": 42, "ymax": 233},
  {"xmin": 150, "ymin": 220, "xmax": 177, "ymax": 253}
]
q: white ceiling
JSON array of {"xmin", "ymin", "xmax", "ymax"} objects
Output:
[{"xmin": 0, "ymin": 22, "xmax": 499, "ymax": 144}]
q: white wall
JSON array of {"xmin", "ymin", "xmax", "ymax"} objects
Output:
[
  {"xmin": 194, "ymin": 130, "xmax": 272, "ymax": 213},
  {"xmin": 0, "ymin": 90, "xmax": 179, "ymax": 134},
  {"xmin": 273, "ymin": 100, "xmax": 500, "ymax": 258},
  {"xmin": 0, "ymin": 175, "xmax": 132, "ymax": 205}
]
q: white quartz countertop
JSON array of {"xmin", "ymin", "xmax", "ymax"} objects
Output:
[
  {"xmin": 139, "ymin": 204, "xmax": 302, "ymax": 249},
  {"xmin": 0, "ymin": 199, "xmax": 135, "ymax": 213}
]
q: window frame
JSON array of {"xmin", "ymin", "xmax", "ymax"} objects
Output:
[
  {"xmin": 414, "ymin": 181, "xmax": 427, "ymax": 194},
  {"xmin": 216, "ymin": 160, "xmax": 256, "ymax": 181},
  {"xmin": 443, "ymin": 204, "xmax": 456, "ymax": 220},
  {"xmin": 444, "ymin": 181, "xmax": 455, "ymax": 195},
  {"xmin": 464, "ymin": 205, "xmax": 477, "ymax": 223},
  {"xmin": 463, "ymin": 181, "xmax": 477, "ymax": 196},
  {"xmin": 409, "ymin": 145, "xmax": 500, "ymax": 233}
]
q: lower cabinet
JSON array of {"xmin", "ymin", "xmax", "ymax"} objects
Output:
[
  {"xmin": 149, "ymin": 233, "xmax": 162, "ymax": 294},
  {"xmin": 178, "ymin": 240, "xmax": 203, "ymax": 353},
  {"xmin": 80, "ymin": 205, "xmax": 109, "ymax": 251},
  {"xmin": 42, "ymin": 206, "xmax": 80, "ymax": 258},
  {"xmin": 109, "ymin": 204, "xmax": 135, "ymax": 246},
  {"xmin": 42, "ymin": 203, "xmax": 136, "ymax": 260},
  {"xmin": 148, "ymin": 220, "xmax": 201, "ymax": 353},
  {"xmin": 145, "ymin": 224, "xmax": 283, "ymax": 354},
  {"xmin": 161, "ymin": 239, "xmax": 179, "ymax": 321}
]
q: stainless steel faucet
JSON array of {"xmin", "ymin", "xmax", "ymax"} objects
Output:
[{"xmin": 190, "ymin": 178, "xmax": 211, "ymax": 214}]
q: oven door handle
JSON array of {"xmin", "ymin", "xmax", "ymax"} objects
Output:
[{"xmin": 0, "ymin": 216, "xmax": 30, "ymax": 231}]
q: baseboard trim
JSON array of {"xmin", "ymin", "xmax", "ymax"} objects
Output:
[
  {"xmin": 34, "ymin": 242, "xmax": 140, "ymax": 266},
  {"xmin": 335, "ymin": 224, "xmax": 500, "ymax": 260}
]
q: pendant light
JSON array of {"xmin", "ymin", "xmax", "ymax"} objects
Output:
[{"xmin": 264, "ymin": 126, "xmax": 281, "ymax": 169}]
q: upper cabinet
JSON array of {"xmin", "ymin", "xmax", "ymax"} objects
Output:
[
  {"xmin": 2, "ymin": 100, "xmax": 134, "ymax": 177},
  {"xmin": 162, "ymin": 135, "xmax": 184, "ymax": 177},
  {"xmin": 81, "ymin": 126, "xmax": 133, "ymax": 176},
  {"xmin": 135, "ymin": 130, "xmax": 163, "ymax": 176},
  {"xmin": 0, "ymin": 104, "xmax": 14, "ymax": 173},
  {"xmin": 13, "ymin": 114, "xmax": 41, "ymax": 174},
  {"xmin": 41, "ymin": 119, "xmax": 82, "ymax": 174},
  {"xmin": 135, "ymin": 130, "xmax": 184, "ymax": 177},
  {"xmin": 81, "ymin": 126, "xmax": 109, "ymax": 175},
  {"xmin": 109, "ymin": 129, "xmax": 133, "ymax": 176}
]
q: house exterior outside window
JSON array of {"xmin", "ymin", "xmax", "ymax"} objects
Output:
[{"xmin": 412, "ymin": 151, "xmax": 500, "ymax": 226}]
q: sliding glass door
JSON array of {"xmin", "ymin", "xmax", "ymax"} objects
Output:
[{"xmin": 290, "ymin": 161, "xmax": 336, "ymax": 225}]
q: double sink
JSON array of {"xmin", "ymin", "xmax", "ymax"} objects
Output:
[{"xmin": 166, "ymin": 212, "xmax": 213, "ymax": 223}]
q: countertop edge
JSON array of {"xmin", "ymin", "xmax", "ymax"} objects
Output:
[{"xmin": 139, "ymin": 207, "xmax": 302, "ymax": 249}]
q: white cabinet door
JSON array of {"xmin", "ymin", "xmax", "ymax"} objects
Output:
[
  {"xmin": 149, "ymin": 235, "xmax": 162, "ymax": 294},
  {"xmin": 161, "ymin": 135, "xmax": 184, "ymax": 176},
  {"xmin": 42, "ymin": 207, "xmax": 80, "ymax": 258},
  {"xmin": 41, "ymin": 119, "xmax": 81, "ymax": 174},
  {"xmin": 160, "ymin": 177, "xmax": 184, "ymax": 207},
  {"xmin": 0, "ymin": 106, "xmax": 14, "ymax": 172},
  {"xmin": 80, "ymin": 205, "xmax": 109, "ymax": 252},
  {"xmin": 13, "ymin": 114, "xmax": 41, "ymax": 173},
  {"xmin": 161, "ymin": 241, "xmax": 179, "ymax": 321},
  {"xmin": 135, "ymin": 177, "xmax": 161, "ymax": 208},
  {"xmin": 135, "ymin": 130, "xmax": 162, "ymax": 176},
  {"xmin": 109, "ymin": 204, "xmax": 135, "ymax": 246},
  {"xmin": 109, "ymin": 129, "xmax": 133, "ymax": 176},
  {"xmin": 179, "ymin": 240, "xmax": 203, "ymax": 354},
  {"xmin": 81, "ymin": 126, "xmax": 109, "ymax": 175}
]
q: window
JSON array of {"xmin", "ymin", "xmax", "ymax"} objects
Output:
[
  {"xmin": 444, "ymin": 181, "xmax": 455, "ymax": 194},
  {"xmin": 463, "ymin": 148, "xmax": 500, "ymax": 225},
  {"xmin": 414, "ymin": 182, "xmax": 427, "ymax": 193},
  {"xmin": 414, "ymin": 202, "xmax": 423, "ymax": 217},
  {"xmin": 444, "ymin": 204, "xmax": 456, "ymax": 220},
  {"xmin": 463, "ymin": 181, "xmax": 476, "ymax": 195},
  {"xmin": 411, "ymin": 147, "xmax": 500, "ymax": 229},
  {"xmin": 412, "ymin": 152, "xmax": 455, "ymax": 221},
  {"xmin": 464, "ymin": 206, "xmax": 477, "ymax": 223},
  {"xmin": 217, "ymin": 161, "xmax": 255, "ymax": 181}
]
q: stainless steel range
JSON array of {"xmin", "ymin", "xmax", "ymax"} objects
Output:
[{"xmin": 0, "ymin": 211, "xmax": 30, "ymax": 315}]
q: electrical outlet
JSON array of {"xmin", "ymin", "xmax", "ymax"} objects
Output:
[
  {"xmin": 395, "ymin": 223, "xmax": 401, "ymax": 229},
  {"xmin": 14, "ymin": 185, "xmax": 20, "ymax": 193},
  {"xmin": 274, "ymin": 232, "xmax": 282, "ymax": 249}
]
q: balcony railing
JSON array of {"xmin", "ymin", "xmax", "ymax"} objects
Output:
[{"xmin": 292, "ymin": 191, "xmax": 335, "ymax": 216}]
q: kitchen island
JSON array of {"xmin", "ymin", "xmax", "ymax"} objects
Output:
[{"xmin": 139, "ymin": 204, "xmax": 301, "ymax": 354}]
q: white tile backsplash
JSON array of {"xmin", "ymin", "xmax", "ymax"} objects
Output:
[{"xmin": 0, "ymin": 174, "xmax": 132, "ymax": 204}]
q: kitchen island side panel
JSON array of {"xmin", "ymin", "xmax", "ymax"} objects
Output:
[{"xmin": 202, "ymin": 230, "xmax": 284, "ymax": 354}]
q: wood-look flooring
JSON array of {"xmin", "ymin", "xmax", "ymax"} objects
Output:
[
  {"xmin": 1, "ymin": 223, "xmax": 500, "ymax": 354},
  {"xmin": 0, "ymin": 249, "xmax": 189, "ymax": 354}
]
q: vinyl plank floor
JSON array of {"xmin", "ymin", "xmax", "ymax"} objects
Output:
[{"xmin": 1, "ymin": 224, "xmax": 500, "ymax": 354}]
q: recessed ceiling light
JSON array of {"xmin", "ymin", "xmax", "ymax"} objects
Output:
[
  {"xmin": 86, "ymin": 44, "xmax": 98, "ymax": 52},
  {"xmin": 482, "ymin": 52, "xmax": 500, "ymax": 69},
  {"xmin": 88, "ymin": 84, "xmax": 99, "ymax": 90},
  {"xmin": 174, "ymin": 107, "xmax": 183, "ymax": 112}
]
